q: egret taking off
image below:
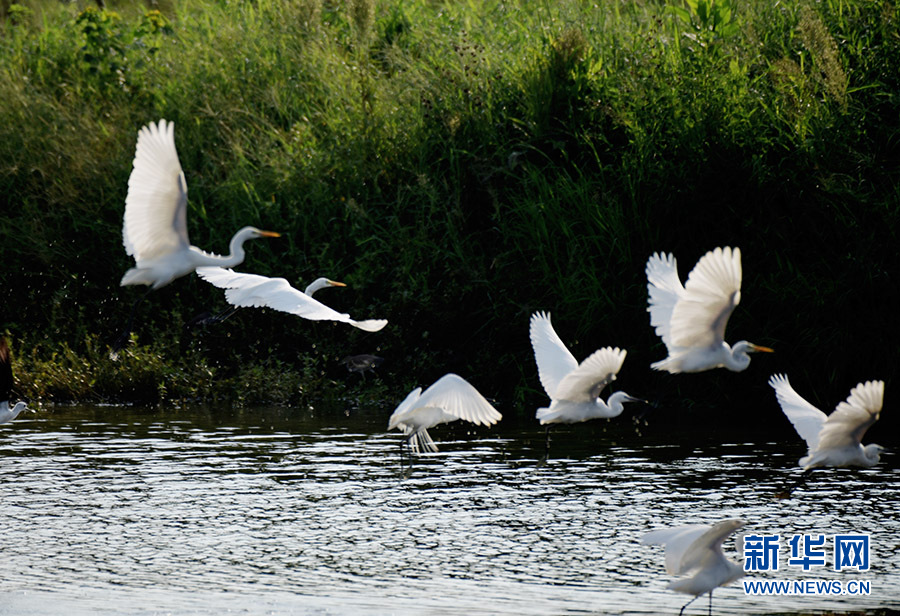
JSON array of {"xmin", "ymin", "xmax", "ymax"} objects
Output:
[
  {"xmin": 388, "ymin": 374, "xmax": 501, "ymax": 456},
  {"xmin": 769, "ymin": 374, "xmax": 885, "ymax": 469},
  {"xmin": 529, "ymin": 311, "xmax": 642, "ymax": 456},
  {"xmin": 0, "ymin": 338, "xmax": 29, "ymax": 425},
  {"xmin": 642, "ymin": 519, "xmax": 746, "ymax": 616},
  {"xmin": 196, "ymin": 267, "xmax": 388, "ymax": 332},
  {"xmin": 113, "ymin": 119, "xmax": 280, "ymax": 355},
  {"xmin": 646, "ymin": 247, "xmax": 773, "ymax": 373}
]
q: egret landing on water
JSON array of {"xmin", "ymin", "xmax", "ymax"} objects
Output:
[
  {"xmin": 388, "ymin": 374, "xmax": 501, "ymax": 466},
  {"xmin": 196, "ymin": 268, "xmax": 388, "ymax": 332},
  {"xmin": 646, "ymin": 247, "xmax": 773, "ymax": 373},
  {"xmin": 769, "ymin": 374, "xmax": 885, "ymax": 469},
  {"xmin": 0, "ymin": 338, "xmax": 29, "ymax": 425},
  {"xmin": 642, "ymin": 519, "xmax": 746, "ymax": 616},
  {"xmin": 112, "ymin": 119, "xmax": 280, "ymax": 357},
  {"xmin": 529, "ymin": 311, "xmax": 643, "ymax": 459}
]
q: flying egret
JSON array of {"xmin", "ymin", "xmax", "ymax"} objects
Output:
[
  {"xmin": 529, "ymin": 311, "xmax": 642, "ymax": 456},
  {"xmin": 0, "ymin": 338, "xmax": 29, "ymax": 425},
  {"xmin": 196, "ymin": 267, "xmax": 388, "ymax": 332},
  {"xmin": 769, "ymin": 374, "xmax": 885, "ymax": 469},
  {"xmin": 646, "ymin": 247, "xmax": 773, "ymax": 373},
  {"xmin": 113, "ymin": 119, "xmax": 280, "ymax": 355},
  {"xmin": 642, "ymin": 519, "xmax": 746, "ymax": 616},
  {"xmin": 388, "ymin": 373, "xmax": 501, "ymax": 457}
]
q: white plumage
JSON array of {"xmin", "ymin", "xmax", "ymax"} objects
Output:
[
  {"xmin": 388, "ymin": 374, "xmax": 502, "ymax": 453},
  {"xmin": 769, "ymin": 374, "xmax": 884, "ymax": 469},
  {"xmin": 196, "ymin": 267, "xmax": 387, "ymax": 332},
  {"xmin": 646, "ymin": 247, "xmax": 772, "ymax": 373},
  {"xmin": 642, "ymin": 519, "xmax": 746, "ymax": 614},
  {"xmin": 120, "ymin": 119, "xmax": 280, "ymax": 289},
  {"xmin": 529, "ymin": 311, "xmax": 640, "ymax": 424}
]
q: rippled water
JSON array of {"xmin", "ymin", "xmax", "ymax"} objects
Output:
[{"xmin": 1, "ymin": 406, "xmax": 898, "ymax": 615}]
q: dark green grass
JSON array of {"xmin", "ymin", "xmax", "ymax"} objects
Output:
[{"xmin": 1, "ymin": 0, "xmax": 898, "ymax": 439}]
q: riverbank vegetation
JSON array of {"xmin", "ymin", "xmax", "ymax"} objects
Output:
[{"xmin": 1, "ymin": 0, "xmax": 898, "ymax": 434}]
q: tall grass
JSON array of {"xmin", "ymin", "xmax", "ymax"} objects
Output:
[{"xmin": 1, "ymin": 1, "xmax": 898, "ymax": 432}]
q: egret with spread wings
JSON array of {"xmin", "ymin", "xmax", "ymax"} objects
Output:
[
  {"xmin": 388, "ymin": 374, "xmax": 501, "ymax": 457},
  {"xmin": 530, "ymin": 312, "xmax": 642, "ymax": 458},
  {"xmin": 530, "ymin": 311, "xmax": 641, "ymax": 424},
  {"xmin": 646, "ymin": 246, "xmax": 772, "ymax": 373},
  {"xmin": 769, "ymin": 374, "xmax": 884, "ymax": 469},
  {"xmin": 642, "ymin": 519, "xmax": 746, "ymax": 616},
  {"xmin": 113, "ymin": 119, "xmax": 280, "ymax": 356},
  {"xmin": 196, "ymin": 267, "xmax": 387, "ymax": 332}
]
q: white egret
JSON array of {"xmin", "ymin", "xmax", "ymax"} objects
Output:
[
  {"xmin": 769, "ymin": 374, "xmax": 884, "ymax": 469},
  {"xmin": 529, "ymin": 311, "xmax": 642, "ymax": 456},
  {"xmin": 113, "ymin": 119, "xmax": 280, "ymax": 355},
  {"xmin": 196, "ymin": 267, "xmax": 388, "ymax": 332},
  {"xmin": 646, "ymin": 247, "xmax": 773, "ymax": 373},
  {"xmin": 642, "ymin": 519, "xmax": 746, "ymax": 616},
  {"xmin": 388, "ymin": 373, "xmax": 501, "ymax": 455},
  {"xmin": 0, "ymin": 338, "xmax": 29, "ymax": 425}
]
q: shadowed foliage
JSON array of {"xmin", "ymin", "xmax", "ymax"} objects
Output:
[{"xmin": 0, "ymin": 0, "xmax": 897, "ymax": 441}]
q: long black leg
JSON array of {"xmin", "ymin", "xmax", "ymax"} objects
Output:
[
  {"xmin": 110, "ymin": 287, "xmax": 154, "ymax": 359},
  {"xmin": 708, "ymin": 590, "xmax": 712, "ymax": 615},
  {"xmin": 183, "ymin": 306, "xmax": 238, "ymax": 332},
  {"xmin": 537, "ymin": 425, "xmax": 552, "ymax": 464},
  {"xmin": 678, "ymin": 593, "xmax": 699, "ymax": 615},
  {"xmin": 399, "ymin": 434, "xmax": 415, "ymax": 477}
]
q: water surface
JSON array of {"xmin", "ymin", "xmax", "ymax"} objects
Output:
[{"xmin": 1, "ymin": 406, "xmax": 897, "ymax": 615}]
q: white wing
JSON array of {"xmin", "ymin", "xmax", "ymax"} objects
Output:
[
  {"xmin": 414, "ymin": 374, "xmax": 502, "ymax": 427},
  {"xmin": 642, "ymin": 525, "xmax": 711, "ymax": 575},
  {"xmin": 197, "ymin": 267, "xmax": 388, "ymax": 332},
  {"xmin": 387, "ymin": 386, "xmax": 423, "ymax": 431},
  {"xmin": 768, "ymin": 374, "xmax": 827, "ymax": 452},
  {"xmin": 553, "ymin": 347, "xmax": 626, "ymax": 402},
  {"xmin": 642, "ymin": 519, "xmax": 744, "ymax": 575},
  {"xmin": 817, "ymin": 380, "xmax": 883, "ymax": 452},
  {"xmin": 529, "ymin": 312, "xmax": 578, "ymax": 397},
  {"xmin": 668, "ymin": 247, "xmax": 742, "ymax": 349},
  {"xmin": 123, "ymin": 119, "xmax": 190, "ymax": 261},
  {"xmin": 646, "ymin": 252, "xmax": 684, "ymax": 349}
]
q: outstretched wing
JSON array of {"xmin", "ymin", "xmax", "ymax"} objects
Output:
[
  {"xmin": 197, "ymin": 267, "xmax": 387, "ymax": 332},
  {"xmin": 123, "ymin": 119, "xmax": 189, "ymax": 261},
  {"xmin": 529, "ymin": 312, "xmax": 578, "ymax": 397},
  {"xmin": 642, "ymin": 519, "xmax": 744, "ymax": 575},
  {"xmin": 817, "ymin": 380, "xmax": 883, "ymax": 451},
  {"xmin": 768, "ymin": 374, "xmax": 827, "ymax": 452},
  {"xmin": 416, "ymin": 374, "xmax": 502, "ymax": 427},
  {"xmin": 0, "ymin": 337, "xmax": 13, "ymax": 402},
  {"xmin": 387, "ymin": 386, "xmax": 423, "ymax": 431},
  {"xmin": 668, "ymin": 247, "xmax": 742, "ymax": 349},
  {"xmin": 642, "ymin": 524, "xmax": 711, "ymax": 575},
  {"xmin": 553, "ymin": 347, "xmax": 626, "ymax": 403},
  {"xmin": 680, "ymin": 519, "xmax": 745, "ymax": 573},
  {"xmin": 646, "ymin": 252, "xmax": 684, "ymax": 350}
]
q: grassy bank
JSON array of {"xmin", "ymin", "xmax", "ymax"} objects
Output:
[{"xmin": 1, "ymin": 0, "xmax": 898, "ymax": 434}]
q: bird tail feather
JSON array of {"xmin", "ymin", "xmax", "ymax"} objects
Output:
[{"xmin": 410, "ymin": 429, "xmax": 439, "ymax": 454}]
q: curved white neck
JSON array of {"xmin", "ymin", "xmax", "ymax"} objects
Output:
[
  {"xmin": 863, "ymin": 444, "xmax": 883, "ymax": 465},
  {"xmin": 724, "ymin": 342, "xmax": 752, "ymax": 372},
  {"xmin": 597, "ymin": 391, "xmax": 634, "ymax": 419},
  {"xmin": 194, "ymin": 227, "xmax": 259, "ymax": 268},
  {"xmin": 1, "ymin": 401, "xmax": 27, "ymax": 421},
  {"xmin": 304, "ymin": 278, "xmax": 331, "ymax": 296}
]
